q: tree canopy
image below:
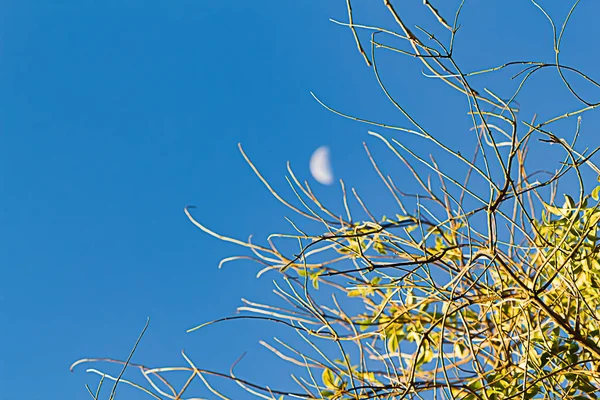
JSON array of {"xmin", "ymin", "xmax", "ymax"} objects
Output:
[{"xmin": 73, "ymin": 2, "xmax": 600, "ymax": 399}]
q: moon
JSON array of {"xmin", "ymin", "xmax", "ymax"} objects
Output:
[{"xmin": 309, "ymin": 146, "xmax": 334, "ymax": 185}]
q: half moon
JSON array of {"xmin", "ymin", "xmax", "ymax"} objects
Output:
[{"xmin": 309, "ymin": 146, "xmax": 334, "ymax": 185}]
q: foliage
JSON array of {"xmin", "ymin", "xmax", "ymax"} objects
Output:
[{"xmin": 72, "ymin": 1, "xmax": 600, "ymax": 399}]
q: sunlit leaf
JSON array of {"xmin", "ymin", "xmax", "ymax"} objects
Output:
[{"xmin": 322, "ymin": 369, "xmax": 337, "ymax": 390}]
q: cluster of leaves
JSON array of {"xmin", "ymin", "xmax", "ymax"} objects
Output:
[{"xmin": 72, "ymin": 1, "xmax": 600, "ymax": 399}]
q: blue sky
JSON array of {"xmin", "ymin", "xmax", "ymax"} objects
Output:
[{"xmin": 1, "ymin": 1, "xmax": 600, "ymax": 399}]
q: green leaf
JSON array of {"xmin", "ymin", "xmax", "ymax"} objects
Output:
[
  {"xmin": 407, "ymin": 331, "xmax": 420, "ymax": 342},
  {"xmin": 573, "ymin": 376, "xmax": 597, "ymax": 395},
  {"xmin": 311, "ymin": 274, "xmax": 319, "ymax": 290},
  {"xmin": 357, "ymin": 317, "xmax": 371, "ymax": 332},
  {"xmin": 297, "ymin": 269, "xmax": 308, "ymax": 277},
  {"xmin": 540, "ymin": 351, "xmax": 550, "ymax": 367},
  {"xmin": 322, "ymin": 369, "xmax": 337, "ymax": 390},
  {"xmin": 387, "ymin": 333, "xmax": 399, "ymax": 353},
  {"xmin": 373, "ymin": 240, "xmax": 387, "ymax": 254},
  {"xmin": 542, "ymin": 201, "xmax": 567, "ymax": 217},
  {"xmin": 454, "ymin": 342, "xmax": 468, "ymax": 359},
  {"xmin": 524, "ymin": 384, "xmax": 541, "ymax": 399},
  {"xmin": 415, "ymin": 342, "xmax": 434, "ymax": 367},
  {"xmin": 592, "ymin": 186, "xmax": 600, "ymax": 201},
  {"xmin": 563, "ymin": 194, "xmax": 575, "ymax": 209},
  {"xmin": 569, "ymin": 342, "xmax": 579, "ymax": 355}
]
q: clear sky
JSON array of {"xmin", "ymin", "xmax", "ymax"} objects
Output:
[{"xmin": 1, "ymin": 1, "xmax": 600, "ymax": 399}]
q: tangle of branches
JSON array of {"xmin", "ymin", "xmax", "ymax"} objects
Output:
[{"xmin": 73, "ymin": 1, "xmax": 600, "ymax": 399}]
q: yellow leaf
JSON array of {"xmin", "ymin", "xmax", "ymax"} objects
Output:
[
  {"xmin": 542, "ymin": 201, "xmax": 569, "ymax": 217},
  {"xmin": 322, "ymin": 369, "xmax": 337, "ymax": 390}
]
